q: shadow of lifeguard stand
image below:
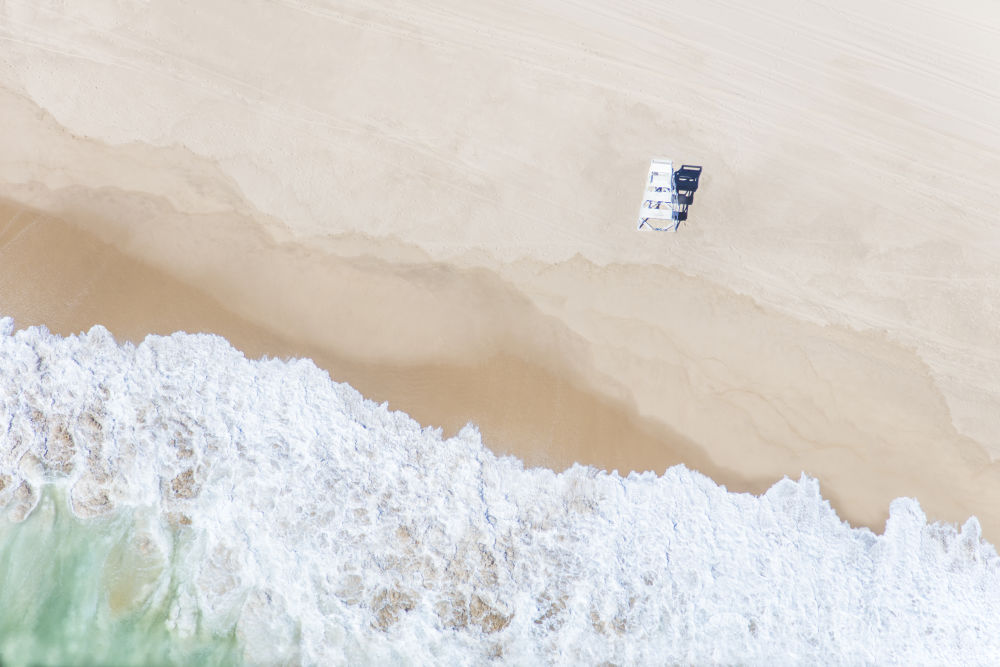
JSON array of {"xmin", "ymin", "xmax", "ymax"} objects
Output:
[{"xmin": 637, "ymin": 159, "xmax": 703, "ymax": 232}]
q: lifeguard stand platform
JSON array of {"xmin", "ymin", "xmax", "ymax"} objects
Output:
[{"xmin": 637, "ymin": 159, "xmax": 703, "ymax": 231}]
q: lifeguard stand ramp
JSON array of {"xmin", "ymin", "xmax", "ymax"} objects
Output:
[{"xmin": 637, "ymin": 159, "xmax": 702, "ymax": 231}]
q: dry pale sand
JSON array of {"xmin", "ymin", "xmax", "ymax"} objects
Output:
[{"xmin": 2, "ymin": 0, "xmax": 1000, "ymax": 537}]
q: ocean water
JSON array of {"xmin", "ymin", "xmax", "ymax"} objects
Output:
[
  {"xmin": 0, "ymin": 486, "xmax": 240, "ymax": 666},
  {"xmin": 1, "ymin": 315, "xmax": 999, "ymax": 665}
]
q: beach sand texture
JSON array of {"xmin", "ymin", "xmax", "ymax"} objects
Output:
[{"xmin": 2, "ymin": 0, "xmax": 999, "ymax": 536}]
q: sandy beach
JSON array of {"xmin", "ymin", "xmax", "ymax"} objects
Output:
[{"xmin": 2, "ymin": 0, "xmax": 1000, "ymax": 538}]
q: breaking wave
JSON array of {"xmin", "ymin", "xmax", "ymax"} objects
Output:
[{"xmin": 1, "ymin": 316, "xmax": 999, "ymax": 665}]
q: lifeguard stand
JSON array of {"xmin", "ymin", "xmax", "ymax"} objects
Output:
[{"xmin": 637, "ymin": 159, "xmax": 702, "ymax": 231}]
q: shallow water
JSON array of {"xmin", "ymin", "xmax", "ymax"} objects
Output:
[
  {"xmin": 2, "ymin": 318, "xmax": 1000, "ymax": 664},
  {"xmin": 0, "ymin": 487, "xmax": 239, "ymax": 667}
]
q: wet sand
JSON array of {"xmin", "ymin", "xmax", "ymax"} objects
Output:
[
  {"xmin": 5, "ymin": 197, "xmax": 1000, "ymax": 539},
  {"xmin": 0, "ymin": 199, "xmax": 708, "ymax": 477}
]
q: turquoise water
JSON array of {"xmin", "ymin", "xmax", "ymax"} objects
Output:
[{"xmin": 0, "ymin": 487, "xmax": 241, "ymax": 667}]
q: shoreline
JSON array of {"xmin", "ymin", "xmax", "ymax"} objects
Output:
[
  {"xmin": 0, "ymin": 198, "xmax": 705, "ymax": 474},
  {"xmin": 4, "ymin": 197, "xmax": 999, "ymax": 539}
]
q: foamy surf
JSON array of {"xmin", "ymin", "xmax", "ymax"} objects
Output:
[{"xmin": 1, "ymin": 316, "xmax": 998, "ymax": 665}]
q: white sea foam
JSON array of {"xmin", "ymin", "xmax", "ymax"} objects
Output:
[{"xmin": 1, "ymin": 315, "xmax": 999, "ymax": 664}]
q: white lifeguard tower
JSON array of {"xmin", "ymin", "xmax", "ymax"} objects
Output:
[{"xmin": 637, "ymin": 159, "xmax": 702, "ymax": 231}]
